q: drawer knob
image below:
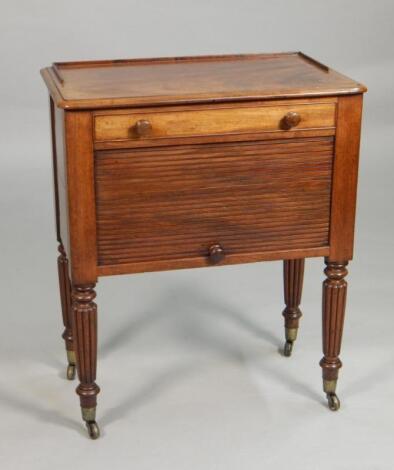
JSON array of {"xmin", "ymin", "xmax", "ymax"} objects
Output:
[
  {"xmin": 134, "ymin": 119, "xmax": 152, "ymax": 137},
  {"xmin": 208, "ymin": 244, "xmax": 225, "ymax": 264},
  {"xmin": 281, "ymin": 112, "xmax": 301, "ymax": 130}
]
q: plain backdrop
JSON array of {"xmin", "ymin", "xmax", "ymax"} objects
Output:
[{"xmin": 1, "ymin": 1, "xmax": 394, "ymax": 469}]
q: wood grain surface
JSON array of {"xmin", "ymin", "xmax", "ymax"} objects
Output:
[
  {"xmin": 320, "ymin": 260, "xmax": 348, "ymax": 382},
  {"xmin": 283, "ymin": 258, "xmax": 305, "ymax": 329},
  {"xmin": 42, "ymin": 52, "xmax": 367, "ymax": 434},
  {"xmin": 329, "ymin": 94, "xmax": 363, "ymax": 261},
  {"xmin": 94, "ymin": 102, "xmax": 336, "ymax": 143},
  {"xmin": 64, "ymin": 112, "xmax": 98, "ymax": 284},
  {"xmin": 95, "ymin": 137, "xmax": 334, "ymax": 270},
  {"xmin": 41, "ymin": 52, "xmax": 366, "ymax": 110}
]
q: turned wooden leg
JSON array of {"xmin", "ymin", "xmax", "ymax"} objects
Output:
[
  {"xmin": 282, "ymin": 258, "xmax": 305, "ymax": 357},
  {"xmin": 57, "ymin": 244, "xmax": 76, "ymax": 380},
  {"xmin": 320, "ymin": 259, "xmax": 348, "ymax": 411},
  {"xmin": 72, "ymin": 284, "xmax": 100, "ymax": 439}
]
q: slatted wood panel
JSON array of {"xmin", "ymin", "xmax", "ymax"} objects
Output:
[{"xmin": 95, "ymin": 137, "xmax": 333, "ymax": 267}]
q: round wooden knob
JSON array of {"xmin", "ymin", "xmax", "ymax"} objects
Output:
[
  {"xmin": 208, "ymin": 244, "xmax": 225, "ymax": 264},
  {"xmin": 134, "ymin": 119, "xmax": 152, "ymax": 137},
  {"xmin": 281, "ymin": 112, "xmax": 301, "ymax": 130}
]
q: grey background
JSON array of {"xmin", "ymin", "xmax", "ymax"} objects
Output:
[{"xmin": 0, "ymin": 1, "xmax": 393, "ymax": 469}]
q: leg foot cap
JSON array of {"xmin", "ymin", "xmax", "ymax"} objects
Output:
[
  {"xmin": 327, "ymin": 393, "xmax": 340, "ymax": 411},
  {"xmin": 283, "ymin": 340, "xmax": 293, "ymax": 357},
  {"xmin": 86, "ymin": 420, "xmax": 100, "ymax": 439},
  {"xmin": 66, "ymin": 364, "xmax": 76, "ymax": 380}
]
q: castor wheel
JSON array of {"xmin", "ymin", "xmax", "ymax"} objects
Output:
[
  {"xmin": 66, "ymin": 364, "xmax": 76, "ymax": 380},
  {"xmin": 327, "ymin": 393, "xmax": 340, "ymax": 411},
  {"xmin": 283, "ymin": 340, "xmax": 293, "ymax": 357},
  {"xmin": 86, "ymin": 421, "xmax": 100, "ymax": 439}
]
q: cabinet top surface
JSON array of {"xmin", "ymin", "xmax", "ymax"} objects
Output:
[{"xmin": 41, "ymin": 52, "xmax": 366, "ymax": 110}]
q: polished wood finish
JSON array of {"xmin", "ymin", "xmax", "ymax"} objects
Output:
[
  {"xmin": 320, "ymin": 260, "xmax": 348, "ymax": 384},
  {"xmin": 72, "ymin": 284, "xmax": 100, "ymax": 409},
  {"xmin": 97, "ymin": 247, "xmax": 329, "ymax": 277},
  {"xmin": 95, "ymin": 127, "xmax": 336, "ymax": 151},
  {"xmin": 51, "ymin": 99, "xmax": 70, "ymax": 255},
  {"xmin": 282, "ymin": 258, "xmax": 305, "ymax": 334},
  {"xmin": 41, "ymin": 52, "xmax": 366, "ymax": 110},
  {"xmin": 329, "ymin": 95, "xmax": 363, "ymax": 261},
  {"xmin": 208, "ymin": 244, "xmax": 225, "ymax": 265},
  {"xmin": 281, "ymin": 111, "xmax": 302, "ymax": 130},
  {"xmin": 95, "ymin": 138, "xmax": 333, "ymax": 270},
  {"xmin": 50, "ymin": 98, "xmax": 61, "ymax": 243},
  {"xmin": 57, "ymin": 244, "xmax": 74, "ymax": 358},
  {"xmin": 94, "ymin": 102, "xmax": 336, "ymax": 144},
  {"xmin": 42, "ymin": 52, "xmax": 366, "ymax": 437},
  {"xmin": 133, "ymin": 119, "xmax": 152, "ymax": 137},
  {"xmin": 64, "ymin": 112, "xmax": 97, "ymax": 285}
]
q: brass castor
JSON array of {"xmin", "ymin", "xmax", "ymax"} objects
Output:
[
  {"xmin": 327, "ymin": 393, "xmax": 340, "ymax": 411},
  {"xmin": 86, "ymin": 421, "xmax": 100, "ymax": 439},
  {"xmin": 66, "ymin": 351, "xmax": 76, "ymax": 380},
  {"xmin": 283, "ymin": 340, "xmax": 293, "ymax": 357},
  {"xmin": 66, "ymin": 364, "xmax": 76, "ymax": 380}
]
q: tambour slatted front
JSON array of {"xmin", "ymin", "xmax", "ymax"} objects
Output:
[
  {"xmin": 95, "ymin": 137, "xmax": 333, "ymax": 268},
  {"xmin": 41, "ymin": 52, "xmax": 366, "ymax": 438}
]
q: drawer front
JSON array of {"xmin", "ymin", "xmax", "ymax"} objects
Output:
[
  {"xmin": 94, "ymin": 103, "xmax": 336, "ymax": 143},
  {"xmin": 95, "ymin": 137, "xmax": 333, "ymax": 268}
]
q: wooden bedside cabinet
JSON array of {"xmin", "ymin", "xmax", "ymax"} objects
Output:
[{"xmin": 41, "ymin": 52, "xmax": 366, "ymax": 439}]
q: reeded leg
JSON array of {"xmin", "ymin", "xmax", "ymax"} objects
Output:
[
  {"xmin": 320, "ymin": 259, "xmax": 348, "ymax": 411},
  {"xmin": 72, "ymin": 284, "xmax": 100, "ymax": 439},
  {"xmin": 282, "ymin": 258, "xmax": 305, "ymax": 356},
  {"xmin": 57, "ymin": 244, "xmax": 76, "ymax": 380}
]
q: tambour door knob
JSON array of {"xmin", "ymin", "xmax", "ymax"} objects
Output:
[
  {"xmin": 134, "ymin": 119, "xmax": 152, "ymax": 137},
  {"xmin": 208, "ymin": 244, "xmax": 225, "ymax": 264},
  {"xmin": 281, "ymin": 111, "xmax": 301, "ymax": 130}
]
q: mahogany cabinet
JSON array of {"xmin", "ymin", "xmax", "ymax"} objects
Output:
[{"xmin": 41, "ymin": 52, "xmax": 366, "ymax": 439}]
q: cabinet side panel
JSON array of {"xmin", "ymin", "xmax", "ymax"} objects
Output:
[
  {"xmin": 329, "ymin": 94, "xmax": 363, "ymax": 261},
  {"xmin": 50, "ymin": 97, "xmax": 70, "ymax": 255},
  {"xmin": 65, "ymin": 111, "xmax": 97, "ymax": 284},
  {"xmin": 50, "ymin": 97, "xmax": 61, "ymax": 242}
]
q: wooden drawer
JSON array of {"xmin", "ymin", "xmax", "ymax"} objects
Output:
[
  {"xmin": 94, "ymin": 102, "xmax": 336, "ymax": 144},
  {"xmin": 95, "ymin": 137, "xmax": 334, "ymax": 271}
]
